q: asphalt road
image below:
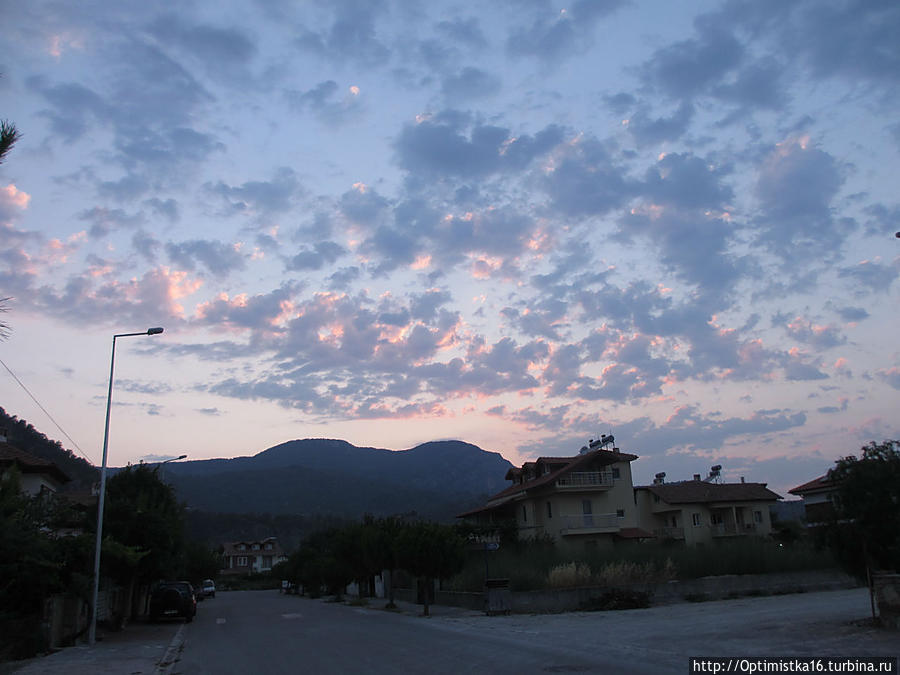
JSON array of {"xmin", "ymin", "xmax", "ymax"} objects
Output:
[{"xmin": 173, "ymin": 588, "xmax": 898, "ymax": 675}]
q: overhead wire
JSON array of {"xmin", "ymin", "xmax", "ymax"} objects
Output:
[{"xmin": 0, "ymin": 355, "xmax": 96, "ymax": 465}]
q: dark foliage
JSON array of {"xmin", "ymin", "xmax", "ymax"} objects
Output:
[
  {"xmin": 579, "ymin": 589, "xmax": 652, "ymax": 611},
  {"xmin": 0, "ymin": 408, "xmax": 98, "ymax": 488},
  {"xmin": 824, "ymin": 440, "xmax": 900, "ymax": 577},
  {"xmin": 0, "ymin": 471, "xmax": 93, "ymax": 660},
  {"xmin": 103, "ymin": 463, "xmax": 184, "ymax": 583}
]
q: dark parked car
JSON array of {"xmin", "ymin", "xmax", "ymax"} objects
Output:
[{"xmin": 150, "ymin": 581, "xmax": 196, "ymax": 622}]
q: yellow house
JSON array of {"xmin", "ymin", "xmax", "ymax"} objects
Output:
[
  {"xmin": 459, "ymin": 436, "xmax": 653, "ymax": 552},
  {"xmin": 634, "ymin": 474, "xmax": 780, "ymax": 545}
]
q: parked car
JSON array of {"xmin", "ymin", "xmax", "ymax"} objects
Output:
[
  {"xmin": 150, "ymin": 581, "xmax": 196, "ymax": 622},
  {"xmin": 198, "ymin": 579, "xmax": 216, "ymax": 599}
]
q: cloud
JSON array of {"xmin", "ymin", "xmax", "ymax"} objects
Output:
[
  {"xmin": 754, "ymin": 137, "xmax": 850, "ymax": 261},
  {"xmin": 506, "ymin": 0, "xmax": 629, "ymax": 63},
  {"xmin": 641, "ymin": 23, "xmax": 744, "ymax": 100},
  {"xmin": 294, "ymin": 0, "xmax": 391, "ymax": 67},
  {"xmin": 286, "ymin": 241, "xmax": 347, "ymax": 271},
  {"xmin": 394, "ymin": 113, "xmax": 563, "ymax": 179},
  {"xmin": 207, "ymin": 168, "xmax": 300, "ymax": 217},
  {"xmin": 285, "ymin": 80, "xmax": 365, "ymax": 126},
  {"xmin": 165, "ymin": 239, "xmax": 247, "ymax": 277},
  {"xmin": 441, "ymin": 67, "xmax": 501, "ymax": 102}
]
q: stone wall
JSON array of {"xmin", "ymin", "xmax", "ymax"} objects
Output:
[{"xmin": 395, "ymin": 569, "xmax": 859, "ymax": 614}]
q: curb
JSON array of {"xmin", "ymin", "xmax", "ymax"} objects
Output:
[{"xmin": 154, "ymin": 623, "xmax": 186, "ymax": 675}]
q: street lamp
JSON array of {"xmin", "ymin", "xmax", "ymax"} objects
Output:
[
  {"xmin": 158, "ymin": 454, "xmax": 187, "ymax": 483},
  {"xmin": 89, "ymin": 327, "xmax": 164, "ymax": 645}
]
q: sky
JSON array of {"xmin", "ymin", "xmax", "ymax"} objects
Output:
[{"xmin": 1, "ymin": 0, "xmax": 898, "ymax": 498}]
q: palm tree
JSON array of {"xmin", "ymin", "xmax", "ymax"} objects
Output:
[
  {"xmin": 0, "ymin": 297, "xmax": 11, "ymax": 341},
  {"xmin": 0, "ymin": 120, "xmax": 18, "ymax": 164}
]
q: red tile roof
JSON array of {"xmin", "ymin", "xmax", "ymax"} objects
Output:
[
  {"xmin": 0, "ymin": 443, "xmax": 71, "ymax": 484},
  {"xmin": 638, "ymin": 481, "xmax": 780, "ymax": 504},
  {"xmin": 788, "ymin": 474, "xmax": 837, "ymax": 496},
  {"xmin": 616, "ymin": 527, "xmax": 655, "ymax": 539}
]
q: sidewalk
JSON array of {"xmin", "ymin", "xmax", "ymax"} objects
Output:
[{"xmin": 1, "ymin": 619, "xmax": 185, "ymax": 675}]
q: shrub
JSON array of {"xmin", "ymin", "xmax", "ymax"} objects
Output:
[
  {"xmin": 547, "ymin": 562, "xmax": 593, "ymax": 588},
  {"xmin": 579, "ymin": 589, "xmax": 651, "ymax": 611}
]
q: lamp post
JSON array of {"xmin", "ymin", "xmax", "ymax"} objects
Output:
[
  {"xmin": 89, "ymin": 327, "xmax": 164, "ymax": 645},
  {"xmin": 158, "ymin": 453, "xmax": 187, "ymax": 483}
]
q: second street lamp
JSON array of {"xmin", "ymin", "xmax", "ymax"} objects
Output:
[{"xmin": 89, "ymin": 326, "xmax": 164, "ymax": 645}]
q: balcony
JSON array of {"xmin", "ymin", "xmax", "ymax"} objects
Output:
[
  {"xmin": 710, "ymin": 523, "xmax": 757, "ymax": 538},
  {"xmin": 556, "ymin": 471, "xmax": 613, "ymax": 490},
  {"xmin": 559, "ymin": 513, "xmax": 621, "ymax": 535},
  {"xmin": 654, "ymin": 526, "xmax": 685, "ymax": 540}
]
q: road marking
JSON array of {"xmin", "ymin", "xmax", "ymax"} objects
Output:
[
  {"xmin": 216, "ymin": 618, "xmax": 226, "ymax": 624},
  {"xmin": 282, "ymin": 613, "xmax": 303, "ymax": 619}
]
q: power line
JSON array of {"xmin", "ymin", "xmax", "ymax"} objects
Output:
[{"xmin": 0, "ymin": 356, "xmax": 96, "ymax": 465}]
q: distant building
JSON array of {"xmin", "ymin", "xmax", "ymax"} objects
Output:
[
  {"xmin": 221, "ymin": 537, "xmax": 287, "ymax": 575},
  {"xmin": 788, "ymin": 473, "xmax": 841, "ymax": 526},
  {"xmin": 460, "ymin": 436, "xmax": 783, "ymax": 549},
  {"xmin": 0, "ymin": 428, "xmax": 71, "ymax": 496},
  {"xmin": 458, "ymin": 436, "xmax": 653, "ymax": 551},
  {"xmin": 634, "ymin": 473, "xmax": 781, "ymax": 545}
]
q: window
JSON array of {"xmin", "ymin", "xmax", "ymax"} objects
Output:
[
  {"xmin": 692, "ymin": 513, "xmax": 702, "ymax": 527},
  {"xmin": 653, "ymin": 494, "xmax": 660, "ymax": 503},
  {"xmin": 616, "ymin": 509, "xmax": 625, "ymax": 518},
  {"xmin": 711, "ymin": 513, "xmax": 723, "ymax": 525},
  {"xmin": 546, "ymin": 501, "xmax": 552, "ymax": 519},
  {"xmin": 265, "ymin": 543, "xmax": 273, "ymax": 550},
  {"xmin": 263, "ymin": 555, "xmax": 273, "ymax": 568},
  {"xmin": 753, "ymin": 510, "xmax": 763, "ymax": 524},
  {"xmin": 611, "ymin": 467, "xmax": 620, "ymax": 479},
  {"xmin": 252, "ymin": 543, "xmax": 260, "ymax": 550},
  {"xmin": 238, "ymin": 544, "xmax": 246, "ymax": 551},
  {"xmin": 237, "ymin": 556, "xmax": 248, "ymax": 566},
  {"xmin": 522, "ymin": 505, "xmax": 527, "ymax": 522}
]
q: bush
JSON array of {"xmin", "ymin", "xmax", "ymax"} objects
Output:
[
  {"xmin": 579, "ymin": 589, "xmax": 651, "ymax": 611},
  {"xmin": 547, "ymin": 562, "xmax": 593, "ymax": 588}
]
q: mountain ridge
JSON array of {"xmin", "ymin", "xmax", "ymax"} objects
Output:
[{"xmin": 166, "ymin": 438, "xmax": 513, "ymax": 522}]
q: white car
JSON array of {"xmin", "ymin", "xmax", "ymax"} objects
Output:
[{"xmin": 198, "ymin": 579, "xmax": 216, "ymax": 599}]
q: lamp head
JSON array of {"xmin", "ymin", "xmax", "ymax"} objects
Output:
[{"xmin": 147, "ymin": 327, "xmax": 164, "ymax": 335}]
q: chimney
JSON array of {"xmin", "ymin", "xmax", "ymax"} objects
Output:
[
  {"xmin": 693, "ymin": 474, "xmax": 701, "ymax": 481},
  {"xmin": 740, "ymin": 476, "xmax": 745, "ymax": 483}
]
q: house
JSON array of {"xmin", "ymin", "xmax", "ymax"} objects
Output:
[
  {"xmin": 221, "ymin": 537, "xmax": 287, "ymax": 575},
  {"xmin": 458, "ymin": 435, "xmax": 652, "ymax": 551},
  {"xmin": 0, "ymin": 428, "xmax": 71, "ymax": 496},
  {"xmin": 634, "ymin": 468, "xmax": 781, "ymax": 545},
  {"xmin": 788, "ymin": 473, "xmax": 841, "ymax": 526}
]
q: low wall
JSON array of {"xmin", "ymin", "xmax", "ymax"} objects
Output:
[
  {"xmin": 396, "ymin": 569, "xmax": 858, "ymax": 614},
  {"xmin": 872, "ymin": 572, "xmax": 900, "ymax": 630}
]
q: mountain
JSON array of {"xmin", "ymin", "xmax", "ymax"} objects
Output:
[{"xmin": 166, "ymin": 439, "xmax": 513, "ymax": 523}]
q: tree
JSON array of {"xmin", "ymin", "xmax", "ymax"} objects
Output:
[
  {"xmin": 826, "ymin": 440, "xmax": 900, "ymax": 576},
  {"xmin": 0, "ymin": 297, "xmax": 11, "ymax": 341},
  {"xmin": 398, "ymin": 522, "xmax": 465, "ymax": 616},
  {"xmin": 0, "ymin": 470, "xmax": 92, "ymax": 659},
  {"xmin": 102, "ymin": 463, "xmax": 186, "ymax": 617},
  {"xmin": 0, "ymin": 119, "xmax": 18, "ymax": 164}
]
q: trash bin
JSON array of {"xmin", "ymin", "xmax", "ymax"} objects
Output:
[{"xmin": 484, "ymin": 578, "xmax": 510, "ymax": 616}]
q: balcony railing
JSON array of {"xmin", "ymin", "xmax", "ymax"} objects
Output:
[
  {"xmin": 654, "ymin": 526, "xmax": 685, "ymax": 539},
  {"xmin": 560, "ymin": 513, "xmax": 620, "ymax": 532},
  {"xmin": 709, "ymin": 523, "xmax": 757, "ymax": 537},
  {"xmin": 556, "ymin": 471, "xmax": 613, "ymax": 489}
]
